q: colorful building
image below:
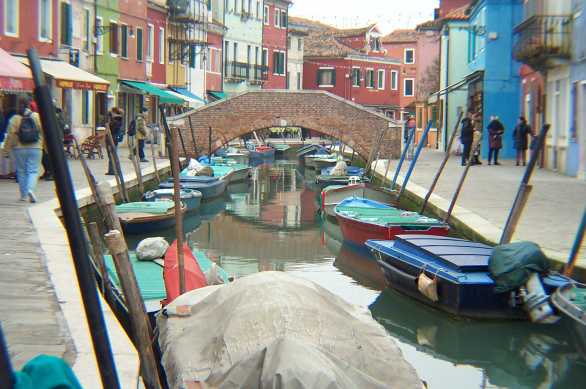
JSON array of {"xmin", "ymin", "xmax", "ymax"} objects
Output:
[
  {"xmin": 571, "ymin": 0, "xmax": 586, "ymax": 179},
  {"xmin": 223, "ymin": 0, "xmax": 264, "ymax": 95},
  {"xmin": 262, "ymin": 0, "xmax": 291, "ymax": 89},
  {"xmin": 293, "ymin": 17, "xmax": 401, "ymax": 118},
  {"xmin": 287, "ymin": 22, "xmax": 307, "ymax": 91}
]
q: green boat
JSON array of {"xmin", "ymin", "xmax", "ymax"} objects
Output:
[{"xmin": 116, "ymin": 201, "xmax": 183, "ymax": 234}]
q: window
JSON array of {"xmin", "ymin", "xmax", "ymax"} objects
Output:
[
  {"xmin": 233, "ymin": 42, "xmax": 238, "ymax": 62},
  {"xmin": 241, "ymin": 0, "xmax": 245, "ymax": 13},
  {"xmin": 158, "ymin": 27, "xmax": 165, "ymax": 64},
  {"xmin": 82, "ymin": 90, "xmax": 90, "ymax": 125},
  {"xmin": 404, "ymin": 78, "xmax": 414, "ymax": 96},
  {"xmin": 109, "ymin": 22, "xmax": 119, "ymax": 55},
  {"xmin": 287, "ymin": 37, "xmax": 291, "ymax": 50},
  {"xmin": 274, "ymin": 9, "xmax": 280, "ymax": 27},
  {"xmin": 404, "ymin": 48, "xmax": 415, "ymax": 64},
  {"xmin": 4, "ymin": 0, "xmax": 19, "ymax": 36},
  {"xmin": 317, "ymin": 68, "xmax": 335, "ymax": 87},
  {"xmin": 256, "ymin": 1, "xmax": 260, "ymax": 18},
  {"xmin": 168, "ymin": 41, "xmax": 175, "ymax": 63},
  {"xmin": 377, "ymin": 69, "xmax": 385, "ymax": 90},
  {"xmin": 60, "ymin": 2, "xmax": 72, "ymax": 46},
  {"xmin": 391, "ymin": 70, "xmax": 398, "ymax": 90},
  {"xmin": 351, "ymin": 67, "xmax": 361, "ymax": 87},
  {"xmin": 280, "ymin": 9, "xmax": 287, "ymax": 28},
  {"xmin": 83, "ymin": 9, "xmax": 90, "ymax": 51},
  {"xmin": 255, "ymin": 46, "xmax": 259, "ymax": 66},
  {"xmin": 297, "ymin": 38, "xmax": 302, "ymax": 51},
  {"xmin": 366, "ymin": 69, "xmax": 374, "ymax": 88},
  {"xmin": 181, "ymin": 43, "xmax": 189, "ymax": 65},
  {"xmin": 286, "ymin": 72, "xmax": 290, "ymax": 89},
  {"xmin": 39, "ymin": 0, "xmax": 52, "ymax": 41},
  {"xmin": 248, "ymin": 0, "xmax": 252, "ymax": 14},
  {"xmin": 371, "ymin": 37, "xmax": 381, "ymax": 51},
  {"xmin": 263, "ymin": 5, "xmax": 269, "ymax": 24},
  {"xmin": 136, "ymin": 27, "xmax": 143, "ymax": 62},
  {"xmin": 147, "ymin": 24, "xmax": 154, "ymax": 62},
  {"xmin": 96, "ymin": 17, "xmax": 103, "ymax": 54},
  {"xmin": 296, "ymin": 71, "xmax": 301, "ymax": 89},
  {"xmin": 206, "ymin": 47, "xmax": 211, "ymax": 71},
  {"xmin": 273, "ymin": 51, "xmax": 285, "ymax": 75},
  {"xmin": 120, "ymin": 24, "xmax": 128, "ymax": 58},
  {"xmin": 262, "ymin": 48, "xmax": 268, "ymax": 67},
  {"xmin": 189, "ymin": 44, "xmax": 196, "ymax": 68}
]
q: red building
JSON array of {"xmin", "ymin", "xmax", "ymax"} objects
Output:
[
  {"xmin": 292, "ymin": 17, "xmax": 401, "ymax": 118},
  {"xmin": 0, "ymin": 0, "xmax": 59, "ymax": 58},
  {"xmin": 262, "ymin": 0, "xmax": 292, "ymax": 89},
  {"xmin": 382, "ymin": 29, "xmax": 419, "ymax": 119},
  {"xmin": 436, "ymin": 0, "xmax": 472, "ymax": 18},
  {"xmin": 147, "ymin": 1, "xmax": 167, "ymax": 85},
  {"xmin": 206, "ymin": 22, "xmax": 225, "ymax": 94}
]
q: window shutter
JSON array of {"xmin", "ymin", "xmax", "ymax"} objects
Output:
[
  {"xmin": 317, "ymin": 69, "xmax": 322, "ymax": 85},
  {"xmin": 331, "ymin": 69, "xmax": 336, "ymax": 86},
  {"xmin": 273, "ymin": 51, "xmax": 278, "ymax": 73},
  {"xmin": 281, "ymin": 10, "xmax": 287, "ymax": 28},
  {"xmin": 189, "ymin": 45, "xmax": 196, "ymax": 68}
]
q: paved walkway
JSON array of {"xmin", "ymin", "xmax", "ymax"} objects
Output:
[
  {"xmin": 0, "ymin": 148, "xmax": 162, "ymax": 370},
  {"xmin": 378, "ymin": 149, "xmax": 586, "ymax": 267}
]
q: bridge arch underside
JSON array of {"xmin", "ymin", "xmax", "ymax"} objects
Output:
[{"xmin": 170, "ymin": 90, "xmax": 401, "ymax": 160}]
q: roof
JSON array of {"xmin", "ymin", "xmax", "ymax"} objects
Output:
[
  {"xmin": 382, "ymin": 29, "xmax": 418, "ymax": 43},
  {"xmin": 288, "ymin": 16, "xmax": 378, "ymax": 57},
  {"xmin": 416, "ymin": 19, "xmax": 442, "ymax": 31},
  {"xmin": 443, "ymin": 4, "xmax": 470, "ymax": 21}
]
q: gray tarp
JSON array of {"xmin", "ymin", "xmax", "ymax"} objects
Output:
[{"xmin": 157, "ymin": 272, "xmax": 421, "ymax": 389}]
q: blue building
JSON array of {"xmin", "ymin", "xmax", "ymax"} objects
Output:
[
  {"xmin": 466, "ymin": 0, "xmax": 524, "ymax": 159},
  {"xmin": 570, "ymin": 0, "xmax": 586, "ymax": 179}
]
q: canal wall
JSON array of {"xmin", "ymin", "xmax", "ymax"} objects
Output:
[{"xmin": 27, "ymin": 159, "xmax": 172, "ymax": 388}]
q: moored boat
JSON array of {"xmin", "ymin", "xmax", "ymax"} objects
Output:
[
  {"xmin": 335, "ymin": 197, "xmax": 449, "ymax": 247},
  {"xmin": 159, "ymin": 177, "xmax": 227, "ymax": 200},
  {"xmin": 367, "ymin": 235, "xmax": 571, "ymax": 320},
  {"xmin": 315, "ymin": 174, "xmax": 368, "ymax": 188},
  {"xmin": 296, "ymin": 144, "xmax": 328, "ymax": 159},
  {"xmin": 143, "ymin": 188, "xmax": 202, "ymax": 213},
  {"xmin": 248, "ymin": 145, "xmax": 276, "ymax": 160},
  {"xmin": 321, "ymin": 183, "xmax": 396, "ymax": 218},
  {"xmin": 321, "ymin": 166, "xmax": 364, "ymax": 176},
  {"xmin": 116, "ymin": 201, "xmax": 185, "ymax": 234},
  {"xmin": 552, "ymin": 283, "xmax": 586, "ymax": 356},
  {"xmin": 163, "ymin": 240, "xmax": 207, "ymax": 306}
]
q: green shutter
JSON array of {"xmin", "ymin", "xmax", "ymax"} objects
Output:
[
  {"xmin": 61, "ymin": 2, "xmax": 72, "ymax": 45},
  {"xmin": 331, "ymin": 69, "xmax": 336, "ymax": 86},
  {"xmin": 137, "ymin": 29, "xmax": 143, "ymax": 61},
  {"xmin": 189, "ymin": 45, "xmax": 196, "ymax": 68}
]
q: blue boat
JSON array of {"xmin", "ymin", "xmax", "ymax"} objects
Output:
[
  {"xmin": 116, "ymin": 201, "xmax": 185, "ymax": 235},
  {"xmin": 366, "ymin": 235, "xmax": 571, "ymax": 320},
  {"xmin": 159, "ymin": 178, "xmax": 227, "ymax": 200},
  {"xmin": 321, "ymin": 166, "xmax": 364, "ymax": 176},
  {"xmin": 296, "ymin": 144, "xmax": 329, "ymax": 158},
  {"xmin": 143, "ymin": 188, "xmax": 202, "ymax": 213},
  {"xmin": 248, "ymin": 145, "xmax": 276, "ymax": 160}
]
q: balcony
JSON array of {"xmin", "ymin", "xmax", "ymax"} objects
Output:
[
  {"xmin": 513, "ymin": 15, "xmax": 572, "ymax": 69},
  {"xmin": 224, "ymin": 62, "xmax": 268, "ymax": 83}
]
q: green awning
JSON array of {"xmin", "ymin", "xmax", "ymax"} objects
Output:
[
  {"xmin": 208, "ymin": 90, "xmax": 227, "ymax": 101},
  {"xmin": 121, "ymin": 80, "xmax": 183, "ymax": 105}
]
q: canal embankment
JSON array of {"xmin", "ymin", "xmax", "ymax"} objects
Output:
[
  {"xmin": 371, "ymin": 149, "xmax": 586, "ymax": 280},
  {"xmin": 0, "ymin": 152, "xmax": 170, "ymax": 387}
]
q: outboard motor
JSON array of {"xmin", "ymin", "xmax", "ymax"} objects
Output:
[{"xmin": 520, "ymin": 273, "xmax": 558, "ymax": 324}]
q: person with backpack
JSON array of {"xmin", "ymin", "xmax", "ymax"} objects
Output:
[
  {"xmin": 135, "ymin": 107, "xmax": 148, "ymax": 162},
  {"xmin": 1, "ymin": 97, "xmax": 43, "ymax": 202}
]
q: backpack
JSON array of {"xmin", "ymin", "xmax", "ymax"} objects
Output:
[
  {"xmin": 17, "ymin": 113, "xmax": 40, "ymax": 144},
  {"xmin": 127, "ymin": 119, "xmax": 137, "ymax": 136}
]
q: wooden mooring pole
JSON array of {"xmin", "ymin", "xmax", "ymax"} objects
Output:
[
  {"xmin": 104, "ymin": 125, "xmax": 130, "ymax": 203},
  {"xmin": 500, "ymin": 124, "xmax": 550, "ymax": 244},
  {"xmin": 421, "ymin": 112, "xmax": 464, "ymax": 213}
]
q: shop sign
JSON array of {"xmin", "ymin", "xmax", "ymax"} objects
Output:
[
  {"xmin": 0, "ymin": 77, "xmax": 33, "ymax": 92},
  {"xmin": 56, "ymin": 79, "xmax": 109, "ymax": 92}
]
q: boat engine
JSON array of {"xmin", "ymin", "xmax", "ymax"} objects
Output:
[{"xmin": 519, "ymin": 273, "xmax": 559, "ymax": 324}]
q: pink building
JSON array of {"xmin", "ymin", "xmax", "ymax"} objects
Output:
[
  {"xmin": 147, "ymin": 1, "xmax": 167, "ymax": 85},
  {"xmin": 262, "ymin": 0, "xmax": 292, "ymax": 89}
]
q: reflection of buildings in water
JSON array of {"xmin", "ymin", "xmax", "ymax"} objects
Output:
[{"xmin": 369, "ymin": 290, "xmax": 586, "ymax": 389}]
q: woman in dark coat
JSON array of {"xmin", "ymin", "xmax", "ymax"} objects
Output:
[
  {"xmin": 513, "ymin": 116, "xmax": 533, "ymax": 166},
  {"xmin": 487, "ymin": 116, "xmax": 504, "ymax": 165}
]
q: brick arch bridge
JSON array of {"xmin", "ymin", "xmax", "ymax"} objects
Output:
[{"xmin": 167, "ymin": 90, "xmax": 401, "ymax": 160}]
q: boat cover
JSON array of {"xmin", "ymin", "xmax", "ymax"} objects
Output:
[
  {"xmin": 488, "ymin": 241, "xmax": 550, "ymax": 292},
  {"xmin": 115, "ymin": 201, "xmax": 174, "ymax": 215},
  {"xmin": 104, "ymin": 252, "xmax": 165, "ymax": 301},
  {"xmin": 157, "ymin": 271, "xmax": 420, "ymax": 389},
  {"xmin": 336, "ymin": 198, "xmax": 445, "ymax": 227}
]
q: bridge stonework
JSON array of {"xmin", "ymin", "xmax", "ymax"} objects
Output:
[{"xmin": 168, "ymin": 90, "xmax": 401, "ymax": 160}]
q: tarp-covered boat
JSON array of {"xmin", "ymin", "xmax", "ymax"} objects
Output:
[
  {"xmin": 163, "ymin": 240, "xmax": 207, "ymax": 306},
  {"xmin": 157, "ymin": 271, "xmax": 421, "ymax": 389},
  {"xmin": 367, "ymin": 236, "xmax": 571, "ymax": 320},
  {"xmin": 159, "ymin": 178, "xmax": 227, "ymax": 200},
  {"xmin": 335, "ymin": 197, "xmax": 449, "ymax": 247},
  {"xmin": 116, "ymin": 201, "xmax": 184, "ymax": 234},
  {"xmin": 321, "ymin": 183, "xmax": 396, "ymax": 218},
  {"xmin": 143, "ymin": 188, "xmax": 202, "ymax": 213}
]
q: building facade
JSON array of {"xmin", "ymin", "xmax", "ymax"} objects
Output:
[
  {"xmin": 571, "ymin": 0, "xmax": 586, "ymax": 179},
  {"xmin": 286, "ymin": 24, "xmax": 307, "ymax": 91},
  {"xmin": 223, "ymin": 0, "xmax": 264, "ymax": 95},
  {"xmin": 262, "ymin": 0, "xmax": 291, "ymax": 89}
]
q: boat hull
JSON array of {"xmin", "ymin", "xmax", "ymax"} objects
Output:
[
  {"xmin": 336, "ymin": 212, "xmax": 449, "ymax": 247},
  {"xmin": 159, "ymin": 179, "xmax": 227, "ymax": 200},
  {"xmin": 144, "ymin": 189, "xmax": 202, "ymax": 213},
  {"xmin": 322, "ymin": 184, "xmax": 396, "ymax": 218},
  {"xmin": 120, "ymin": 212, "xmax": 179, "ymax": 234},
  {"xmin": 552, "ymin": 284, "xmax": 586, "ymax": 358},
  {"xmin": 249, "ymin": 148, "xmax": 275, "ymax": 160}
]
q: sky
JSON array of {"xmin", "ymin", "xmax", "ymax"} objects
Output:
[{"xmin": 289, "ymin": 0, "xmax": 440, "ymax": 34}]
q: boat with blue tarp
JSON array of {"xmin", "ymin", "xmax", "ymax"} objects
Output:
[
  {"xmin": 159, "ymin": 177, "xmax": 227, "ymax": 200},
  {"xmin": 143, "ymin": 188, "xmax": 202, "ymax": 213}
]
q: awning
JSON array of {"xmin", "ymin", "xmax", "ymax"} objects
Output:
[
  {"xmin": 120, "ymin": 80, "xmax": 183, "ymax": 105},
  {"xmin": 207, "ymin": 90, "xmax": 227, "ymax": 101},
  {"xmin": 165, "ymin": 90, "xmax": 194, "ymax": 106},
  {"xmin": 172, "ymin": 88, "xmax": 206, "ymax": 108},
  {"xmin": 0, "ymin": 48, "xmax": 33, "ymax": 92},
  {"xmin": 428, "ymin": 70, "xmax": 484, "ymax": 102},
  {"xmin": 18, "ymin": 57, "xmax": 109, "ymax": 92}
]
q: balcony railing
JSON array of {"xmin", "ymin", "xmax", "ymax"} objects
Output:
[
  {"xmin": 224, "ymin": 61, "xmax": 269, "ymax": 82},
  {"xmin": 513, "ymin": 15, "xmax": 572, "ymax": 68}
]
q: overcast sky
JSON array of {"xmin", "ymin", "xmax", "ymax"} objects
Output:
[{"xmin": 289, "ymin": 0, "xmax": 440, "ymax": 34}]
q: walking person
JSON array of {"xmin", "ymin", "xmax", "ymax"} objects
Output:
[
  {"xmin": 460, "ymin": 111, "xmax": 474, "ymax": 166},
  {"xmin": 40, "ymin": 103, "xmax": 66, "ymax": 181},
  {"xmin": 487, "ymin": 115, "xmax": 504, "ymax": 165},
  {"xmin": 1, "ymin": 97, "xmax": 43, "ymax": 202},
  {"xmin": 106, "ymin": 107, "xmax": 124, "ymax": 175},
  {"xmin": 135, "ymin": 107, "xmax": 148, "ymax": 162},
  {"xmin": 513, "ymin": 116, "xmax": 532, "ymax": 166}
]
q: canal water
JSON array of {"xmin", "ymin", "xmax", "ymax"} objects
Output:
[{"xmin": 147, "ymin": 159, "xmax": 586, "ymax": 388}]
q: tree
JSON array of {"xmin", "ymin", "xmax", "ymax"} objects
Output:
[{"xmin": 416, "ymin": 58, "xmax": 440, "ymax": 101}]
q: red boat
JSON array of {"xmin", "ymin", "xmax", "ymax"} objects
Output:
[
  {"xmin": 163, "ymin": 240, "xmax": 207, "ymax": 305},
  {"xmin": 334, "ymin": 197, "xmax": 449, "ymax": 247}
]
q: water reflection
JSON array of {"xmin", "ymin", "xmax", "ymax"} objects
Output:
[{"xmin": 180, "ymin": 160, "xmax": 586, "ymax": 389}]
